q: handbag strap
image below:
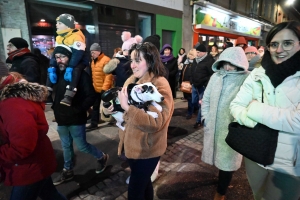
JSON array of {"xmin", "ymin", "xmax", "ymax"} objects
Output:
[
  {"xmin": 181, "ymin": 65, "xmax": 188, "ymax": 82},
  {"xmin": 262, "ymin": 88, "xmax": 264, "ymax": 103}
]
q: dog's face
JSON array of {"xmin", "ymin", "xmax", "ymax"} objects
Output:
[{"xmin": 131, "ymin": 82, "xmax": 164, "ymax": 103}]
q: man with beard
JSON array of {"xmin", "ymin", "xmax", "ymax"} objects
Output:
[
  {"xmin": 51, "ymin": 45, "xmax": 109, "ymax": 185},
  {"xmin": 6, "ymin": 37, "xmax": 40, "ymax": 83}
]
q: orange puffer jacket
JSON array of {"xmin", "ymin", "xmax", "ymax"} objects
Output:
[{"xmin": 91, "ymin": 53, "xmax": 113, "ymax": 92}]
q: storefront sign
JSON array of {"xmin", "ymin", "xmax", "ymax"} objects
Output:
[
  {"xmin": 193, "ymin": 5, "xmax": 261, "ymax": 37},
  {"xmin": 33, "ymin": 22, "xmax": 52, "ymax": 28}
]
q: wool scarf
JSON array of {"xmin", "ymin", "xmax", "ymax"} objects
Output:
[
  {"xmin": 160, "ymin": 54, "xmax": 174, "ymax": 63},
  {"xmin": 7, "ymin": 48, "xmax": 30, "ymax": 61},
  {"xmin": 261, "ymin": 50, "xmax": 300, "ymax": 88}
]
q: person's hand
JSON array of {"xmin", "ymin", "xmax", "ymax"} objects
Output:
[
  {"xmin": 103, "ymin": 103, "xmax": 115, "ymax": 115},
  {"xmin": 118, "ymin": 87, "xmax": 130, "ymax": 112},
  {"xmin": 199, "ymin": 99, "xmax": 202, "ymax": 105}
]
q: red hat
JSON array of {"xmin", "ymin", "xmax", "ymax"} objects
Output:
[{"xmin": 245, "ymin": 46, "xmax": 258, "ymax": 54}]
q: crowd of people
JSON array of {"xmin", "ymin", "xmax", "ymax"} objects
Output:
[{"xmin": 0, "ymin": 11, "xmax": 300, "ymax": 199}]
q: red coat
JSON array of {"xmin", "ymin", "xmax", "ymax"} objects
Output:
[{"xmin": 0, "ymin": 98, "xmax": 56, "ymax": 186}]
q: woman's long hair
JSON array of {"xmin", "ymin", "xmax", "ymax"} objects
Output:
[{"xmin": 129, "ymin": 42, "xmax": 167, "ymax": 78}]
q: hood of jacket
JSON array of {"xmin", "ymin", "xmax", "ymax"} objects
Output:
[
  {"xmin": 103, "ymin": 57, "xmax": 129, "ymax": 74},
  {"xmin": 212, "ymin": 47, "xmax": 249, "ymax": 72},
  {"xmin": 160, "ymin": 44, "xmax": 173, "ymax": 55},
  {"xmin": 0, "ymin": 82, "xmax": 48, "ymax": 102}
]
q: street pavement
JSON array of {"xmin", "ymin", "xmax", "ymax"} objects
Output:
[{"xmin": 0, "ymin": 92, "xmax": 254, "ymax": 200}]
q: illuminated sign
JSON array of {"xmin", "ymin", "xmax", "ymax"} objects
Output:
[{"xmin": 193, "ymin": 5, "xmax": 261, "ymax": 37}]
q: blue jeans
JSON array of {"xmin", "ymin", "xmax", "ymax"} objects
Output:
[
  {"xmin": 192, "ymin": 85, "xmax": 205, "ymax": 123},
  {"xmin": 57, "ymin": 125, "xmax": 104, "ymax": 170},
  {"xmin": 10, "ymin": 176, "xmax": 66, "ymax": 200},
  {"xmin": 127, "ymin": 157, "xmax": 160, "ymax": 200}
]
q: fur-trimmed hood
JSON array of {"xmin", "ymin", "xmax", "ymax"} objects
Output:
[
  {"xmin": 0, "ymin": 82, "xmax": 48, "ymax": 102},
  {"xmin": 103, "ymin": 58, "xmax": 120, "ymax": 74}
]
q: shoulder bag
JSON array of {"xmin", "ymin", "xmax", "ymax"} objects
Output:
[
  {"xmin": 180, "ymin": 65, "xmax": 192, "ymax": 94},
  {"xmin": 225, "ymin": 89, "xmax": 279, "ymax": 166}
]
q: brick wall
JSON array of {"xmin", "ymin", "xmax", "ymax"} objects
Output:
[{"xmin": 0, "ymin": 0, "xmax": 30, "ymax": 61}]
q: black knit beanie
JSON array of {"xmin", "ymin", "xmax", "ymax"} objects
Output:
[
  {"xmin": 53, "ymin": 45, "xmax": 72, "ymax": 59},
  {"xmin": 143, "ymin": 34, "xmax": 161, "ymax": 50},
  {"xmin": 8, "ymin": 38, "xmax": 29, "ymax": 49},
  {"xmin": 196, "ymin": 44, "xmax": 206, "ymax": 52}
]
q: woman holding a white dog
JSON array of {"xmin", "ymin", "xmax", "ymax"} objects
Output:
[{"xmin": 103, "ymin": 42, "xmax": 174, "ymax": 200}]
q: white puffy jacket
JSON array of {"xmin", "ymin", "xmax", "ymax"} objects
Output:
[{"xmin": 230, "ymin": 66, "xmax": 300, "ymax": 176}]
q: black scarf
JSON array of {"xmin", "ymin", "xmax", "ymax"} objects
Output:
[{"xmin": 261, "ymin": 50, "xmax": 300, "ymax": 88}]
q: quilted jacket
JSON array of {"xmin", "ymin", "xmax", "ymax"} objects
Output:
[
  {"xmin": 90, "ymin": 53, "xmax": 112, "ymax": 93},
  {"xmin": 230, "ymin": 66, "xmax": 300, "ymax": 176}
]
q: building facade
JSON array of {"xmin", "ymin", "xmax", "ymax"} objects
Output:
[
  {"xmin": 0, "ymin": 0, "xmax": 184, "ymax": 60},
  {"xmin": 1, "ymin": 0, "xmax": 299, "ymax": 62}
]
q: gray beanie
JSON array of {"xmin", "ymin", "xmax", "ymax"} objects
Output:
[
  {"xmin": 90, "ymin": 43, "xmax": 101, "ymax": 52},
  {"xmin": 56, "ymin": 14, "xmax": 76, "ymax": 29},
  {"xmin": 212, "ymin": 47, "xmax": 249, "ymax": 71}
]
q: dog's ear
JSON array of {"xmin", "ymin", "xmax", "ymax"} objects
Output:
[
  {"xmin": 148, "ymin": 86, "xmax": 154, "ymax": 93},
  {"xmin": 142, "ymin": 85, "xmax": 148, "ymax": 93}
]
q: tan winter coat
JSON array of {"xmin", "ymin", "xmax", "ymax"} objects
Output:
[
  {"xmin": 119, "ymin": 72, "xmax": 174, "ymax": 159},
  {"xmin": 91, "ymin": 53, "xmax": 112, "ymax": 92}
]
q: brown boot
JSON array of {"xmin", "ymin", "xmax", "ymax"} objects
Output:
[{"xmin": 214, "ymin": 192, "xmax": 225, "ymax": 200}]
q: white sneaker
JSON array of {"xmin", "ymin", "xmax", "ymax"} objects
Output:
[{"xmin": 126, "ymin": 176, "xmax": 130, "ymax": 184}]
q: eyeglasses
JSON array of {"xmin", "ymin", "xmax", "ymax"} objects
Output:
[
  {"xmin": 267, "ymin": 40, "xmax": 299, "ymax": 52},
  {"xmin": 246, "ymin": 52, "xmax": 257, "ymax": 55},
  {"xmin": 55, "ymin": 55, "xmax": 67, "ymax": 60}
]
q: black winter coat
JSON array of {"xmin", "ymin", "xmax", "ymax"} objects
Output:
[
  {"xmin": 113, "ymin": 57, "xmax": 132, "ymax": 87},
  {"xmin": 9, "ymin": 53, "xmax": 40, "ymax": 83},
  {"xmin": 163, "ymin": 57, "xmax": 177, "ymax": 81},
  {"xmin": 191, "ymin": 54, "xmax": 215, "ymax": 87},
  {"xmin": 52, "ymin": 63, "xmax": 96, "ymax": 126}
]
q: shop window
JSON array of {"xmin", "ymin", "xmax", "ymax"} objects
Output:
[
  {"xmin": 208, "ymin": 36, "xmax": 215, "ymax": 46},
  {"xmin": 98, "ymin": 5, "xmax": 114, "ymax": 16},
  {"xmin": 32, "ymin": 35, "xmax": 55, "ymax": 57},
  {"xmin": 138, "ymin": 14, "xmax": 152, "ymax": 40},
  {"xmin": 105, "ymin": 7, "xmax": 114, "ymax": 16}
]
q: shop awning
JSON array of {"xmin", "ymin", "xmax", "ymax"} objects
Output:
[{"xmin": 194, "ymin": 24, "xmax": 261, "ymax": 41}]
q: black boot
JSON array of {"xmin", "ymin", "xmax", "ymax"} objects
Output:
[{"xmin": 60, "ymin": 86, "xmax": 76, "ymax": 106}]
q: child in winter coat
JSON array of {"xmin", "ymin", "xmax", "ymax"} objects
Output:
[
  {"xmin": 46, "ymin": 13, "xmax": 88, "ymax": 106},
  {"xmin": 201, "ymin": 47, "xmax": 249, "ymax": 200}
]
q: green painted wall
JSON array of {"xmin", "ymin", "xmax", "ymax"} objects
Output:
[{"xmin": 156, "ymin": 14, "xmax": 182, "ymax": 54}]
